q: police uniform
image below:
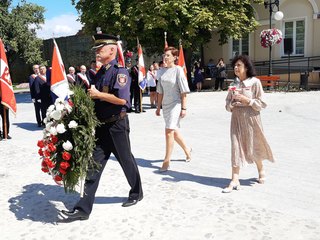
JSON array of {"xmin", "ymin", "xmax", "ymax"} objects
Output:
[{"xmin": 63, "ymin": 34, "xmax": 143, "ymax": 219}]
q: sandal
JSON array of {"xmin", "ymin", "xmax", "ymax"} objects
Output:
[
  {"xmin": 222, "ymin": 181, "xmax": 241, "ymax": 193},
  {"xmin": 257, "ymin": 170, "xmax": 266, "ymax": 184},
  {"xmin": 185, "ymin": 147, "xmax": 192, "ymax": 162}
]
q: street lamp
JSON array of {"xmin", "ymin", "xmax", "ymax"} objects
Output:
[{"xmin": 264, "ymin": 0, "xmax": 283, "ymax": 76}]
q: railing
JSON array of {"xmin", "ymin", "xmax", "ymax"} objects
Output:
[{"xmin": 202, "ymin": 56, "xmax": 320, "ymax": 79}]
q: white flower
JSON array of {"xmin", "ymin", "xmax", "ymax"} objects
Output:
[
  {"xmin": 68, "ymin": 120, "xmax": 78, "ymax": 129},
  {"xmin": 49, "ymin": 126, "xmax": 58, "ymax": 135},
  {"xmin": 45, "ymin": 122, "xmax": 53, "ymax": 131},
  {"xmin": 47, "ymin": 105, "xmax": 55, "ymax": 113},
  {"xmin": 55, "ymin": 103, "xmax": 65, "ymax": 111},
  {"xmin": 62, "ymin": 140, "xmax": 73, "ymax": 151},
  {"xmin": 56, "ymin": 123, "xmax": 66, "ymax": 134},
  {"xmin": 50, "ymin": 110, "xmax": 62, "ymax": 121},
  {"xmin": 54, "ymin": 98, "xmax": 64, "ymax": 105},
  {"xmin": 43, "ymin": 117, "xmax": 48, "ymax": 124}
]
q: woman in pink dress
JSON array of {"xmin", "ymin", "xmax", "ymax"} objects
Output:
[{"xmin": 223, "ymin": 55, "xmax": 274, "ymax": 193}]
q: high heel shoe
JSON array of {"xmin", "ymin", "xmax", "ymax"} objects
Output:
[
  {"xmin": 257, "ymin": 170, "xmax": 266, "ymax": 184},
  {"xmin": 185, "ymin": 147, "xmax": 192, "ymax": 162},
  {"xmin": 222, "ymin": 181, "xmax": 241, "ymax": 193},
  {"xmin": 159, "ymin": 165, "xmax": 170, "ymax": 172},
  {"xmin": 159, "ymin": 162, "xmax": 170, "ymax": 172}
]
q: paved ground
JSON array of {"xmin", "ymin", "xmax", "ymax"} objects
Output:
[{"xmin": 0, "ymin": 90, "xmax": 319, "ymax": 240}]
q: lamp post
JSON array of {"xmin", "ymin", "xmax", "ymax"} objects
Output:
[{"xmin": 264, "ymin": 0, "xmax": 283, "ymax": 76}]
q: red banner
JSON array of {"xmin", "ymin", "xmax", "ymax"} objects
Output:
[
  {"xmin": 178, "ymin": 44, "xmax": 187, "ymax": 79},
  {"xmin": 117, "ymin": 40, "xmax": 125, "ymax": 67},
  {"xmin": 0, "ymin": 38, "xmax": 16, "ymax": 115},
  {"xmin": 51, "ymin": 39, "xmax": 69, "ymax": 100}
]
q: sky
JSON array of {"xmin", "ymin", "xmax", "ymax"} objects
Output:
[{"xmin": 11, "ymin": 0, "xmax": 83, "ymax": 39}]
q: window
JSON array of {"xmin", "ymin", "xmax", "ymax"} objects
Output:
[
  {"xmin": 284, "ymin": 20, "xmax": 305, "ymax": 55},
  {"xmin": 232, "ymin": 35, "xmax": 249, "ymax": 56}
]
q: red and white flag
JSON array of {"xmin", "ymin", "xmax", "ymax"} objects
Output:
[
  {"xmin": 137, "ymin": 44, "xmax": 146, "ymax": 90},
  {"xmin": 51, "ymin": 39, "xmax": 69, "ymax": 100},
  {"xmin": 178, "ymin": 43, "xmax": 187, "ymax": 79},
  {"xmin": 0, "ymin": 38, "xmax": 16, "ymax": 115},
  {"xmin": 117, "ymin": 40, "xmax": 125, "ymax": 67}
]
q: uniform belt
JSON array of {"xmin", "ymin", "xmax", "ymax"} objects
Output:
[{"xmin": 100, "ymin": 112, "xmax": 127, "ymax": 124}]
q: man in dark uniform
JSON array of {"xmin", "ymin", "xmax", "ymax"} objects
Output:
[
  {"xmin": 61, "ymin": 34, "xmax": 143, "ymax": 221},
  {"xmin": 125, "ymin": 58, "xmax": 133, "ymax": 112},
  {"xmin": 29, "ymin": 64, "xmax": 42, "ymax": 127},
  {"xmin": 88, "ymin": 60, "xmax": 97, "ymax": 82},
  {"xmin": 34, "ymin": 66, "xmax": 51, "ymax": 124},
  {"xmin": 130, "ymin": 59, "xmax": 144, "ymax": 113}
]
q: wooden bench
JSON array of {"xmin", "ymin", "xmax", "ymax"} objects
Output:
[{"xmin": 257, "ymin": 75, "xmax": 280, "ymax": 90}]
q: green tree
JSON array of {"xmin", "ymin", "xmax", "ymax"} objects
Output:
[
  {"xmin": 72, "ymin": 0, "xmax": 263, "ymax": 53},
  {"xmin": 0, "ymin": 0, "xmax": 45, "ymax": 65}
]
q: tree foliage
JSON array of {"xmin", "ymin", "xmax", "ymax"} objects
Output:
[
  {"xmin": 0, "ymin": 0, "xmax": 45, "ymax": 64},
  {"xmin": 72, "ymin": 0, "xmax": 264, "ymax": 54}
]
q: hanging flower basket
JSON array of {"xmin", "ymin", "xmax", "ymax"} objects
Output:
[{"xmin": 260, "ymin": 28, "xmax": 283, "ymax": 48}]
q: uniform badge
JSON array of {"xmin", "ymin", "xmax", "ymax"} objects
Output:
[{"xmin": 117, "ymin": 74, "xmax": 128, "ymax": 87}]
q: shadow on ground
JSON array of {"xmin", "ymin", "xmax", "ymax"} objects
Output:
[{"xmin": 8, "ymin": 183, "xmax": 126, "ymax": 224}]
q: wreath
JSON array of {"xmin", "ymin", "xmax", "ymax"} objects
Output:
[
  {"xmin": 37, "ymin": 85, "xmax": 100, "ymax": 193},
  {"xmin": 260, "ymin": 28, "xmax": 283, "ymax": 48}
]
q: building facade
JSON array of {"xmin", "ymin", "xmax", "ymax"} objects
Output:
[{"xmin": 203, "ymin": 0, "xmax": 320, "ymax": 68}]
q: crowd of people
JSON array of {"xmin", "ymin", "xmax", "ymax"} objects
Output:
[{"xmin": 0, "ymin": 33, "xmax": 274, "ymax": 223}]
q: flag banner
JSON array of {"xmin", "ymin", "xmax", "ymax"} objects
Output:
[
  {"xmin": 178, "ymin": 44, "xmax": 187, "ymax": 79},
  {"xmin": 0, "ymin": 38, "xmax": 17, "ymax": 115},
  {"xmin": 51, "ymin": 39, "xmax": 69, "ymax": 100},
  {"xmin": 117, "ymin": 40, "xmax": 125, "ymax": 67},
  {"xmin": 138, "ymin": 44, "xmax": 147, "ymax": 90}
]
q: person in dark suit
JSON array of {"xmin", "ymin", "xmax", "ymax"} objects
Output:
[
  {"xmin": 34, "ymin": 66, "xmax": 51, "ymax": 124},
  {"xmin": 76, "ymin": 65, "xmax": 91, "ymax": 91},
  {"xmin": 130, "ymin": 60, "xmax": 143, "ymax": 113},
  {"xmin": 0, "ymin": 93, "xmax": 10, "ymax": 140},
  {"xmin": 61, "ymin": 33, "xmax": 143, "ymax": 221},
  {"xmin": 29, "ymin": 64, "xmax": 43, "ymax": 127}
]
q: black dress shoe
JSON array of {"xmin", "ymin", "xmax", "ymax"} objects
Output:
[
  {"xmin": 122, "ymin": 196, "xmax": 143, "ymax": 207},
  {"xmin": 61, "ymin": 209, "xmax": 89, "ymax": 220}
]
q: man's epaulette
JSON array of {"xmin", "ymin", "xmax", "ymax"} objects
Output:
[{"xmin": 114, "ymin": 64, "xmax": 125, "ymax": 69}]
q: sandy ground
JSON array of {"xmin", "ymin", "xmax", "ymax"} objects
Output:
[{"xmin": 0, "ymin": 90, "xmax": 319, "ymax": 240}]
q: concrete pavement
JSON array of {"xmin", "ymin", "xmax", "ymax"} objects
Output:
[{"xmin": 1, "ymin": 90, "xmax": 319, "ymax": 240}]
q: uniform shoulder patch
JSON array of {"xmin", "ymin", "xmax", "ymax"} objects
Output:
[{"xmin": 117, "ymin": 74, "xmax": 128, "ymax": 87}]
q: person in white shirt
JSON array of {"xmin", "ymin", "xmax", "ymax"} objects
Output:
[{"xmin": 146, "ymin": 64, "xmax": 157, "ymax": 108}]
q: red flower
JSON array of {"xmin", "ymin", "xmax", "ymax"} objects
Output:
[
  {"xmin": 41, "ymin": 167, "xmax": 49, "ymax": 173},
  {"xmin": 54, "ymin": 175, "xmax": 63, "ymax": 185},
  {"xmin": 60, "ymin": 161, "xmax": 70, "ymax": 170},
  {"xmin": 38, "ymin": 148, "xmax": 44, "ymax": 156},
  {"xmin": 51, "ymin": 135, "xmax": 58, "ymax": 144},
  {"xmin": 44, "ymin": 150, "xmax": 51, "ymax": 157},
  {"xmin": 59, "ymin": 168, "xmax": 67, "ymax": 175},
  {"xmin": 47, "ymin": 143, "xmax": 56, "ymax": 152},
  {"xmin": 44, "ymin": 158, "xmax": 55, "ymax": 168},
  {"xmin": 37, "ymin": 140, "xmax": 45, "ymax": 148},
  {"xmin": 62, "ymin": 151, "xmax": 71, "ymax": 161}
]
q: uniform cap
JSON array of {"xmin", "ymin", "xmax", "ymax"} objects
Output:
[{"xmin": 92, "ymin": 34, "xmax": 118, "ymax": 50}]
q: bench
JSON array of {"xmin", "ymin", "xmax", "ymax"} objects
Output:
[{"xmin": 257, "ymin": 75, "xmax": 280, "ymax": 90}]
